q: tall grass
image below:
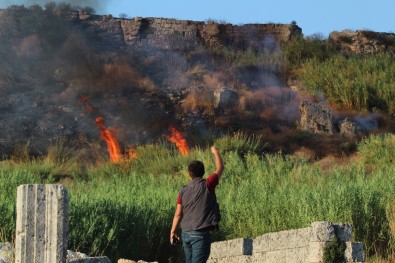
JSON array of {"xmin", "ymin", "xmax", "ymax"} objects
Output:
[
  {"xmin": 0, "ymin": 134, "xmax": 395, "ymax": 261},
  {"xmin": 283, "ymin": 34, "xmax": 338, "ymax": 69},
  {"xmin": 298, "ymin": 54, "xmax": 395, "ymax": 115},
  {"xmin": 208, "ymin": 46, "xmax": 286, "ymax": 73}
]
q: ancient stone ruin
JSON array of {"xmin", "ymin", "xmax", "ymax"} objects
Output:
[
  {"xmin": 0, "ymin": 184, "xmax": 365, "ymax": 263},
  {"xmin": 15, "ymin": 184, "xmax": 69, "ymax": 263},
  {"xmin": 207, "ymin": 221, "xmax": 365, "ymax": 262},
  {"xmin": 12, "ymin": 184, "xmax": 112, "ymax": 263},
  {"xmin": 119, "ymin": 18, "xmax": 302, "ymax": 51}
]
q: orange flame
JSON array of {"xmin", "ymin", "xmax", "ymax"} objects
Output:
[
  {"xmin": 166, "ymin": 126, "xmax": 190, "ymax": 155},
  {"xmin": 96, "ymin": 116, "xmax": 123, "ymax": 162}
]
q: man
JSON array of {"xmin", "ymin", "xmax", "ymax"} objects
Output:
[{"xmin": 170, "ymin": 145, "xmax": 224, "ymax": 263}]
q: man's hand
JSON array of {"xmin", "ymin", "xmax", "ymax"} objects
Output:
[
  {"xmin": 211, "ymin": 145, "xmax": 219, "ymax": 155},
  {"xmin": 170, "ymin": 204, "xmax": 182, "ymax": 244},
  {"xmin": 170, "ymin": 232, "xmax": 180, "ymax": 245}
]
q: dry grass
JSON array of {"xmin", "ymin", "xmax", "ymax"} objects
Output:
[
  {"xmin": 181, "ymin": 88, "xmax": 215, "ymax": 115},
  {"xmin": 367, "ymin": 256, "xmax": 394, "ymax": 263},
  {"xmin": 203, "ymin": 73, "xmax": 222, "ymax": 90},
  {"xmin": 99, "ymin": 63, "xmax": 157, "ymax": 93},
  {"xmin": 186, "ymin": 64, "xmax": 206, "ymax": 75}
]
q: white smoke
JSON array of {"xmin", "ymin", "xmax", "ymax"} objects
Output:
[{"xmin": 354, "ymin": 114, "xmax": 379, "ymax": 131}]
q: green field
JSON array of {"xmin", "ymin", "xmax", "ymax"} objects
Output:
[{"xmin": 1, "ymin": 133, "xmax": 395, "ymax": 262}]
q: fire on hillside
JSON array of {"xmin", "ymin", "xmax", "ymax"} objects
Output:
[{"xmin": 0, "ymin": 3, "xmax": 392, "ymax": 162}]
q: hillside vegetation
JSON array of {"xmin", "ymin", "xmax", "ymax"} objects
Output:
[{"xmin": 284, "ymin": 35, "xmax": 395, "ymax": 116}]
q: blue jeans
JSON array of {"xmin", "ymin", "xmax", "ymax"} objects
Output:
[{"xmin": 181, "ymin": 230, "xmax": 211, "ymax": 263}]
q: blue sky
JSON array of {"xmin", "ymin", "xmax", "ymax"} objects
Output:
[{"xmin": 1, "ymin": 0, "xmax": 394, "ymax": 36}]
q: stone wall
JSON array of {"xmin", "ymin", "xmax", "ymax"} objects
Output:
[
  {"xmin": 79, "ymin": 15, "xmax": 302, "ymax": 51},
  {"xmin": 208, "ymin": 221, "xmax": 365, "ymax": 263},
  {"xmin": 82, "ymin": 16, "xmax": 393, "ymax": 54},
  {"xmin": 121, "ymin": 18, "xmax": 301, "ymax": 50}
]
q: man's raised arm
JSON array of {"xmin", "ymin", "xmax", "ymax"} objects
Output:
[{"xmin": 211, "ymin": 146, "xmax": 224, "ymax": 179}]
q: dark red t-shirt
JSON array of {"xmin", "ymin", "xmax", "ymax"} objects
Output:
[{"xmin": 177, "ymin": 172, "xmax": 219, "ymax": 205}]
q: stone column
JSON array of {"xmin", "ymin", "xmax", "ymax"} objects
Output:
[{"xmin": 15, "ymin": 184, "xmax": 69, "ymax": 263}]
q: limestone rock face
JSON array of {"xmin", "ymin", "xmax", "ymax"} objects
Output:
[{"xmin": 329, "ymin": 30, "xmax": 395, "ymax": 54}]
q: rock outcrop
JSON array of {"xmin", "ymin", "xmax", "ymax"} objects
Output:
[
  {"xmin": 329, "ymin": 30, "xmax": 395, "ymax": 54},
  {"xmin": 214, "ymin": 88, "xmax": 239, "ymax": 110},
  {"xmin": 300, "ymin": 101, "xmax": 335, "ymax": 134},
  {"xmin": 299, "ymin": 101, "xmax": 374, "ymax": 136}
]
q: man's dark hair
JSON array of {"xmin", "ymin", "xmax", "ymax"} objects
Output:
[{"xmin": 188, "ymin": 160, "xmax": 205, "ymax": 178}]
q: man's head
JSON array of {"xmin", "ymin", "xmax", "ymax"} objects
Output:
[{"xmin": 188, "ymin": 160, "xmax": 205, "ymax": 178}]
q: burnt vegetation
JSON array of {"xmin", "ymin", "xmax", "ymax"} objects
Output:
[{"xmin": 0, "ymin": 2, "xmax": 393, "ymax": 162}]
